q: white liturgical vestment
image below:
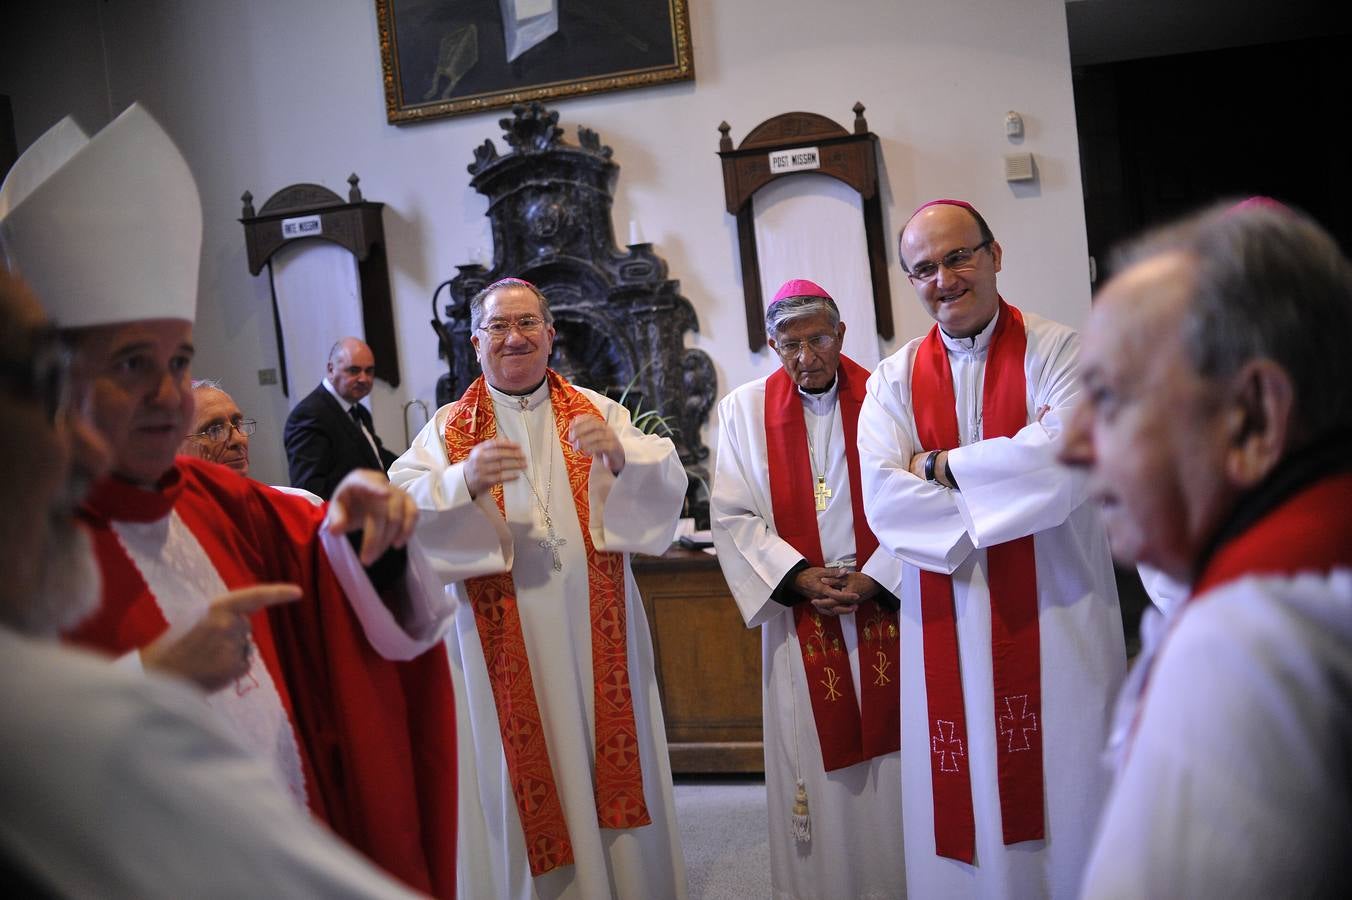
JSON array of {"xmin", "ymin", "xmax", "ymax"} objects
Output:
[
  {"xmin": 391, "ymin": 379, "xmax": 688, "ymax": 900},
  {"xmin": 858, "ymin": 308, "xmax": 1125, "ymax": 899},
  {"xmin": 0, "ymin": 626, "xmax": 419, "ymax": 899},
  {"xmin": 1083, "ymin": 571, "xmax": 1352, "ymax": 898},
  {"xmin": 1083, "ymin": 462, "xmax": 1352, "ymax": 899},
  {"xmin": 713, "ymin": 375, "xmax": 906, "ymax": 900}
]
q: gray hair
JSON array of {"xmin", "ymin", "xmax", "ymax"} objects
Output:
[
  {"xmin": 765, "ymin": 295, "xmax": 840, "ymax": 341},
  {"xmin": 468, "ymin": 278, "xmax": 554, "ymax": 332},
  {"xmin": 190, "ymin": 378, "xmax": 223, "ymax": 391},
  {"xmin": 1111, "ymin": 200, "xmax": 1352, "ymax": 440}
]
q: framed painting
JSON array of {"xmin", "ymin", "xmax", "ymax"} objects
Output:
[{"xmin": 376, "ymin": 0, "xmax": 695, "ymax": 124}]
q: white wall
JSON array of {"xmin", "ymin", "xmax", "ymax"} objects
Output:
[{"xmin": 3, "ymin": 0, "xmax": 1090, "ymax": 486}]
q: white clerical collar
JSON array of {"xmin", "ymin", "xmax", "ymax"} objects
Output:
[
  {"xmin": 488, "ymin": 378, "xmax": 550, "ymax": 412},
  {"xmin": 939, "ymin": 307, "xmax": 999, "ymax": 355},
  {"xmin": 322, "ymin": 377, "xmax": 358, "ymax": 412},
  {"xmin": 797, "ymin": 377, "xmax": 839, "ymax": 417}
]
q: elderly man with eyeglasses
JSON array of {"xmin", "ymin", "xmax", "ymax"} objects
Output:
[
  {"xmin": 710, "ymin": 278, "xmax": 906, "ymax": 899},
  {"xmin": 180, "ymin": 379, "xmax": 256, "ymax": 476},
  {"xmin": 391, "ymin": 277, "xmax": 689, "ymax": 898},
  {"xmin": 856, "ymin": 200, "xmax": 1126, "ymax": 898}
]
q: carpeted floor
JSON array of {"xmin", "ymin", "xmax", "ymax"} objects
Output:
[{"xmin": 674, "ymin": 775, "xmax": 770, "ymax": 899}]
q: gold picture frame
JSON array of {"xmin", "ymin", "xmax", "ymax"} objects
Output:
[{"xmin": 376, "ymin": 0, "xmax": 695, "ymax": 124}]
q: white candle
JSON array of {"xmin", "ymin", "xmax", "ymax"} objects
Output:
[{"xmin": 628, "ymin": 220, "xmax": 644, "ymax": 245}]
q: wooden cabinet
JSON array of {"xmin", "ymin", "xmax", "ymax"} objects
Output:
[{"xmin": 633, "ymin": 547, "xmax": 764, "ymax": 774}]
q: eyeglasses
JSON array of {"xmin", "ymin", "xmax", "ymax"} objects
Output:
[
  {"xmin": 906, "ymin": 240, "xmax": 994, "ymax": 283},
  {"xmin": 478, "ymin": 316, "xmax": 546, "ymax": 338},
  {"xmin": 0, "ymin": 328, "xmax": 71, "ymax": 423},
  {"xmin": 188, "ymin": 419, "xmax": 257, "ymax": 443},
  {"xmin": 773, "ymin": 333, "xmax": 838, "ymax": 358}
]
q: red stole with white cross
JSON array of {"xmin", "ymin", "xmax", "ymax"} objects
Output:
[
  {"xmin": 911, "ymin": 300, "xmax": 1044, "ymax": 862},
  {"xmin": 765, "ymin": 355, "xmax": 901, "ymax": 771},
  {"xmin": 443, "ymin": 371, "xmax": 649, "ymax": 877}
]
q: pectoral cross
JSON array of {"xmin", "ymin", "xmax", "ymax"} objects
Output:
[
  {"xmin": 814, "ymin": 475, "xmax": 832, "ymax": 512},
  {"xmin": 539, "ymin": 525, "xmax": 567, "ymax": 573}
]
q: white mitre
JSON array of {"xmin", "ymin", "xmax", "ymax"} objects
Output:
[{"xmin": 0, "ymin": 103, "xmax": 201, "ymax": 327}]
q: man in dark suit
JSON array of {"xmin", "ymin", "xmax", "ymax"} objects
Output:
[{"xmin": 284, "ymin": 337, "xmax": 399, "ymax": 499}]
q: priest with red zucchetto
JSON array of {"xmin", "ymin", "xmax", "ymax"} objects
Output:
[
  {"xmin": 859, "ymin": 199, "xmax": 1126, "ymax": 898},
  {"xmin": 712, "ymin": 277, "xmax": 906, "ymax": 899}
]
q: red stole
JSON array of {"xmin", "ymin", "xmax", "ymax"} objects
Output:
[
  {"xmin": 1126, "ymin": 472, "xmax": 1352, "ymax": 762},
  {"xmin": 911, "ymin": 301, "xmax": 1044, "ymax": 862},
  {"xmin": 70, "ymin": 459, "xmax": 458, "ymax": 898},
  {"xmin": 1193, "ymin": 473, "xmax": 1352, "ymax": 597},
  {"xmin": 764, "ymin": 355, "xmax": 901, "ymax": 771},
  {"xmin": 443, "ymin": 372, "xmax": 649, "ymax": 877}
]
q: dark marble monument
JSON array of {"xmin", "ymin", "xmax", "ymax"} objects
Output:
[{"xmin": 432, "ymin": 102, "xmax": 715, "ymax": 524}]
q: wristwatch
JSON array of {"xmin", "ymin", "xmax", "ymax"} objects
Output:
[{"xmin": 924, "ymin": 450, "xmax": 941, "ymax": 483}]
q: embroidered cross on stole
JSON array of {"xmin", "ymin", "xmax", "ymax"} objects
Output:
[{"xmin": 764, "ymin": 355, "xmax": 902, "ymax": 772}]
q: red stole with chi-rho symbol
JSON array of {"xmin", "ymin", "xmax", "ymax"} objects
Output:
[
  {"xmin": 443, "ymin": 371, "xmax": 649, "ymax": 876},
  {"xmin": 765, "ymin": 355, "xmax": 901, "ymax": 772},
  {"xmin": 911, "ymin": 299, "xmax": 1044, "ymax": 863}
]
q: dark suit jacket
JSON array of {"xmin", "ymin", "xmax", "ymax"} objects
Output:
[{"xmin": 283, "ymin": 384, "xmax": 399, "ymax": 500}]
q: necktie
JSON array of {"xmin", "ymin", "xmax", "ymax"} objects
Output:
[
  {"xmin": 349, "ymin": 404, "xmax": 380, "ymax": 465},
  {"xmin": 349, "ymin": 403, "xmax": 373, "ymax": 431}
]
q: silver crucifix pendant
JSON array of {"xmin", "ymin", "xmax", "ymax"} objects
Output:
[{"xmin": 539, "ymin": 526, "xmax": 567, "ymax": 572}]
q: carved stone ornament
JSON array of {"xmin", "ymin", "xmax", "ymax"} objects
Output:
[{"xmin": 433, "ymin": 102, "xmax": 715, "ymax": 523}]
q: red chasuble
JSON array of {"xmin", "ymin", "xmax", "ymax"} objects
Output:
[
  {"xmin": 911, "ymin": 300, "xmax": 1044, "ymax": 862},
  {"xmin": 68, "ymin": 458, "xmax": 458, "ymax": 899},
  {"xmin": 764, "ymin": 355, "xmax": 901, "ymax": 771},
  {"xmin": 442, "ymin": 371, "xmax": 650, "ymax": 877}
]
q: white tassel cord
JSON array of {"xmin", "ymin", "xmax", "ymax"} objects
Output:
[
  {"xmin": 790, "ymin": 642, "xmax": 811, "ymax": 843},
  {"xmin": 791, "ymin": 777, "xmax": 811, "ymax": 843}
]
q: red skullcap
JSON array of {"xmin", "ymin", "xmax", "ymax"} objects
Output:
[
  {"xmin": 901, "ymin": 199, "xmax": 987, "ymax": 260},
  {"xmin": 1227, "ymin": 196, "xmax": 1293, "ymax": 216},
  {"xmin": 770, "ymin": 278, "xmax": 833, "ymax": 306},
  {"xmin": 910, "ymin": 198, "xmax": 978, "ymax": 219}
]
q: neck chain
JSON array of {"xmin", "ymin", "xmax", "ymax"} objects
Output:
[
  {"xmin": 804, "ymin": 406, "xmax": 833, "ymax": 512},
  {"xmin": 514, "ymin": 393, "xmax": 566, "ymax": 572}
]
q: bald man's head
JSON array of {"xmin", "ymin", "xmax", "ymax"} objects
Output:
[{"xmin": 327, "ymin": 337, "xmax": 375, "ymax": 404}]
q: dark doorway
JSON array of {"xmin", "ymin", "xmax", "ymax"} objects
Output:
[
  {"xmin": 1074, "ymin": 34, "xmax": 1352, "ymax": 280},
  {"xmin": 0, "ymin": 95, "xmax": 16, "ymax": 183},
  {"xmin": 1072, "ymin": 31, "xmax": 1352, "ymax": 647}
]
